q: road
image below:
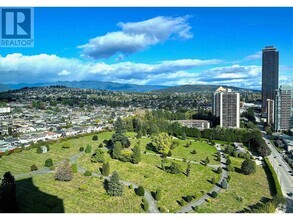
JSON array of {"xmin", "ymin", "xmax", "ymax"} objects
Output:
[
  {"xmin": 263, "ymin": 134, "xmax": 293, "ymax": 213},
  {"xmin": 177, "ymin": 144, "xmax": 228, "ymax": 213},
  {"xmin": 255, "ymin": 112, "xmax": 293, "ymax": 212}
]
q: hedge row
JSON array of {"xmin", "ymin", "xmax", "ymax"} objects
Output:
[{"xmin": 264, "ymin": 157, "xmax": 283, "ymax": 198}]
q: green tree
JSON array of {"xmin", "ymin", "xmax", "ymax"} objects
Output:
[
  {"xmin": 92, "ymin": 135, "xmax": 98, "ymax": 141},
  {"xmin": 151, "ymin": 132, "xmax": 172, "ymax": 155},
  {"xmin": 31, "ymin": 164, "xmax": 38, "ymax": 171},
  {"xmin": 216, "ymin": 167, "xmax": 222, "ymax": 174},
  {"xmin": 168, "ymin": 162, "xmax": 182, "ymax": 174},
  {"xmin": 186, "ymin": 162, "xmax": 191, "ymax": 177},
  {"xmin": 167, "ymin": 150, "xmax": 172, "ymax": 157},
  {"xmin": 241, "ymin": 159, "xmax": 256, "ymax": 175},
  {"xmin": 226, "ymin": 158, "xmax": 231, "ymax": 165},
  {"xmin": 71, "ymin": 163, "xmax": 78, "ymax": 173},
  {"xmin": 221, "ymin": 179, "xmax": 228, "ymax": 189},
  {"xmin": 36, "ymin": 146, "xmax": 43, "ymax": 154},
  {"xmin": 55, "ymin": 161, "xmax": 73, "ymax": 181},
  {"xmin": 136, "ymin": 186, "xmax": 145, "ymax": 196},
  {"xmin": 102, "ymin": 162, "xmax": 110, "ymax": 176},
  {"xmin": 91, "ymin": 149, "xmax": 105, "ymax": 163},
  {"xmin": 205, "ymin": 156, "xmax": 210, "ymax": 164},
  {"xmin": 211, "ymin": 177, "xmax": 216, "ymax": 184},
  {"xmin": 111, "ymin": 133, "xmax": 131, "ymax": 148},
  {"xmin": 85, "ymin": 144, "xmax": 92, "ymax": 153},
  {"xmin": 182, "ymin": 132, "xmax": 187, "ymax": 140},
  {"xmin": 161, "ymin": 159, "xmax": 166, "ymax": 171},
  {"xmin": 112, "ymin": 142, "xmax": 122, "ymax": 159},
  {"xmin": 114, "ymin": 117, "xmax": 125, "ymax": 134},
  {"xmin": 155, "ymin": 189, "xmax": 162, "ymax": 201},
  {"xmin": 45, "ymin": 158, "xmax": 53, "ymax": 167},
  {"xmin": 105, "ymin": 171, "xmax": 123, "ymax": 196},
  {"xmin": 132, "ymin": 145, "xmax": 141, "ymax": 164},
  {"xmin": 142, "ymin": 197, "xmax": 149, "ymax": 212}
]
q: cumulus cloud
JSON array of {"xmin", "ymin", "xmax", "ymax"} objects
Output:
[
  {"xmin": 1, "ymin": 53, "xmax": 277, "ymax": 89},
  {"xmin": 244, "ymin": 51, "xmax": 262, "ymax": 60},
  {"xmin": 78, "ymin": 16, "xmax": 193, "ymax": 59}
]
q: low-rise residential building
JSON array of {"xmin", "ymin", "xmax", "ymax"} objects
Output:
[{"xmin": 175, "ymin": 120, "xmax": 210, "ymax": 130}]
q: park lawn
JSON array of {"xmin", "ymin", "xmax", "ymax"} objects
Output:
[
  {"xmin": 197, "ymin": 157, "xmax": 273, "ymax": 213},
  {"xmin": 171, "ymin": 140, "xmax": 219, "ymax": 165},
  {"xmin": 16, "ymin": 173, "xmax": 143, "ymax": 213},
  {"xmin": 0, "ymin": 132, "xmax": 113, "ymax": 177},
  {"xmin": 78, "ymin": 151, "xmax": 221, "ymax": 212}
]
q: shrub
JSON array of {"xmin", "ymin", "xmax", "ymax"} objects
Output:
[
  {"xmin": 241, "ymin": 159, "xmax": 256, "ymax": 175},
  {"xmin": 238, "ymin": 152, "xmax": 245, "ymax": 158},
  {"xmin": 102, "ymin": 162, "xmax": 110, "ymax": 176},
  {"xmin": 226, "ymin": 158, "xmax": 231, "ymax": 165},
  {"xmin": 182, "ymin": 158, "xmax": 187, "ymax": 162},
  {"xmin": 142, "ymin": 197, "xmax": 149, "ymax": 212},
  {"xmin": 45, "ymin": 158, "xmax": 53, "ymax": 167},
  {"xmin": 224, "ymin": 145, "xmax": 234, "ymax": 154},
  {"xmin": 98, "ymin": 143, "xmax": 104, "ymax": 148},
  {"xmin": 167, "ymin": 150, "xmax": 172, "ymax": 157},
  {"xmin": 136, "ymin": 186, "xmax": 145, "ymax": 196},
  {"xmin": 232, "ymin": 151, "xmax": 239, "ymax": 158},
  {"xmin": 190, "ymin": 149, "xmax": 197, "ymax": 154},
  {"xmin": 216, "ymin": 167, "xmax": 222, "ymax": 174},
  {"xmin": 85, "ymin": 144, "xmax": 92, "ymax": 153},
  {"xmin": 159, "ymin": 206, "xmax": 168, "ymax": 213},
  {"xmin": 55, "ymin": 161, "xmax": 73, "ymax": 181},
  {"xmin": 62, "ymin": 143, "xmax": 70, "ymax": 149},
  {"xmin": 211, "ymin": 177, "xmax": 216, "ymax": 184},
  {"xmin": 79, "ymin": 147, "xmax": 84, "ymax": 152},
  {"xmin": 179, "ymin": 199, "xmax": 186, "ymax": 206},
  {"xmin": 31, "ymin": 164, "xmax": 38, "ymax": 171},
  {"xmin": 129, "ymin": 184, "xmax": 133, "ymax": 189},
  {"xmin": 211, "ymin": 191, "xmax": 218, "ymax": 198},
  {"xmin": 92, "ymin": 135, "xmax": 98, "ymax": 141},
  {"xmin": 155, "ymin": 189, "xmax": 162, "ymax": 201},
  {"xmin": 71, "ymin": 163, "xmax": 78, "ymax": 173},
  {"xmin": 84, "ymin": 170, "xmax": 92, "ymax": 176},
  {"xmin": 221, "ymin": 179, "xmax": 228, "ymax": 189},
  {"xmin": 205, "ymin": 156, "xmax": 210, "ymax": 164},
  {"xmin": 206, "ymin": 198, "xmax": 211, "ymax": 203},
  {"xmin": 186, "ymin": 195, "xmax": 193, "ymax": 202},
  {"xmin": 36, "ymin": 146, "xmax": 43, "ymax": 154},
  {"xmin": 227, "ymin": 175, "xmax": 231, "ymax": 182},
  {"xmin": 14, "ymin": 148, "xmax": 22, "ymax": 153},
  {"xmin": 192, "ymin": 206, "xmax": 199, "ymax": 212},
  {"xmin": 91, "ymin": 149, "xmax": 105, "ymax": 163},
  {"xmin": 168, "ymin": 162, "xmax": 182, "ymax": 174},
  {"xmin": 227, "ymin": 164, "xmax": 235, "ymax": 172}
]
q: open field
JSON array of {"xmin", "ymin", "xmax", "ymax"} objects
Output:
[
  {"xmin": 16, "ymin": 173, "xmax": 143, "ymax": 213},
  {"xmin": 0, "ymin": 132, "xmax": 113, "ymax": 176},
  {"xmin": 197, "ymin": 157, "xmax": 273, "ymax": 213}
]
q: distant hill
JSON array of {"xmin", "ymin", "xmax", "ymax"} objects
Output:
[
  {"xmin": 154, "ymin": 84, "xmax": 260, "ymax": 93},
  {"xmin": 5, "ymin": 81, "xmax": 168, "ymax": 92},
  {"xmin": 0, "ymin": 84, "xmax": 10, "ymax": 92}
]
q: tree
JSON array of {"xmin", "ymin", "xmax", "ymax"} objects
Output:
[
  {"xmin": 36, "ymin": 146, "xmax": 43, "ymax": 154},
  {"xmin": 241, "ymin": 159, "xmax": 256, "ymax": 175},
  {"xmin": 227, "ymin": 164, "xmax": 235, "ymax": 172},
  {"xmin": 98, "ymin": 143, "xmax": 104, "ymax": 148},
  {"xmin": 92, "ymin": 135, "xmax": 98, "ymax": 141},
  {"xmin": 136, "ymin": 186, "xmax": 145, "ymax": 196},
  {"xmin": 142, "ymin": 197, "xmax": 149, "ymax": 212},
  {"xmin": 102, "ymin": 162, "xmax": 110, "ymax": 176},
  {"xmin": 182, "ymin": 132, "xmax": 187, "ymax": 140},
  {"xmin": 31, "ymin": 164, "xmax": 38, "ymax": 171},
  {"xmin": 168, "ymin": 162, "xmax": 182, "ymax": 174},
  {"xmin": 226, "ymin": 158, "xmax": 231, "ymax": 165},
  {"xmin": 216, "ymin": 152, "xmax": 221, "ymax": 161},
  {"xmin": 105, "ymin": 171, "xmax": 123, "ymax": 196},
  {"xmin": 216, "ymin": 167, "xmax": 222, "ymax": 174},
  {"xmin": 211, "ymin": 177, "xmax": 216, "ymax": 184},
  {"xmin": 85, "ymin": 144, "xmax": 92, "ymax": 153},
  {"xmin": 45, "ymin": 158, "xmax": 53, "ymax": 167},
  {"xmin": 84, "ymin": 171, "xmax": 92, "ymax": 176},
  {"xmin": 191, "ymin": 149, "xmax": 197, "ymax": 155},
  {"xmin": 224, "ymin": 145, "xmax": 234, "ymax": 155},
  {"xmin": 55, "ymin": 161, "xmax": 73, "ymax": 181},
  {"xmin": 114, "ymin": 117, "xmax": 125, "ymax": 134},
  {"xmin": 221, "ymin": 179, "xmax": 228, "ymax": 189},
  {"xmin": 131, "ymin": 145, "xmax": 141, "ymax": 164},
  {"xmin": 186, "ymin": 162, "xmax": 191, "ymax": 177},
  {"xmin": 0, "ymin": 172, "xmax": 17, "ymax": 212},
  {"xmin": 91, "ymin": 149, "xmax": 105, "ymax": 163},
  {"xmin": 167, "ymin": 150, "xmax": 172, "ymax": 157},
  {"xmin": 111, "ymin": 133, "xmax": 131, "ymax": 148},
  {"xmin": 151, "ymin": 132, "xmax": 172, "ymax": 155},
  {"xmin": 205, "ymin": 156, "xmax": 210, "ymax": 164},
  {"xmin": 71, "ymin": 163, "xmax": 78, "ymax": 173},
  {"xmin": 112, "ymin": 142, "xmax": 122, "ymax": 159},
  {"xmin": 155, "ymin": 189, "xmax": 162, "ymax": 201},
  {"xmin": 211, "ymin": 191, "xmax": 218, "ymax": 198}
]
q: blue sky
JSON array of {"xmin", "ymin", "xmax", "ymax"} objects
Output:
[{"xmin": 0, "ymin": 7, "xmax": 293, "ymax": 89}]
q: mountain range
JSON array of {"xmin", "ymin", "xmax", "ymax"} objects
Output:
[{"xmin": 0, "ymin": 81, "xmax": 259, "ymax": 93}]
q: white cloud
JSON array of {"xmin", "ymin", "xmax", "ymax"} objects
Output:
[
  {"xmin": 58, "ymin": 70, "xmax": 71, "ymax": 76},
  {"xmin": 244, "ymin": 51, "xmax": 262, "ymax": 60},
  {"xmin": 78, "ymin": 16, "xmax": 193, "ymax": 59}
]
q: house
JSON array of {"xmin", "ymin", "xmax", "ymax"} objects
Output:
[
  {"xmin": 43, "ymin": 132, "xmax": 59, "ymax": 140},
  {"xmin": 4, "ymin": 137, "xmax": 20, "ymax": 146}
]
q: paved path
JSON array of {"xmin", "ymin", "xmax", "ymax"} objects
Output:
[{"xmin": 177, "ymin": 144, "xmax": 228, "ymax": 213}]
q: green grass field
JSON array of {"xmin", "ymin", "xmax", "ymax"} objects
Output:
[
  {"xmin": 0, "ymin": 132, "xmax": 113, "ymax": 176},
  {"xmin": 16, "ymin": 173, "xmax": 143, "ymax": 213},
  {"xmin": 197, "ymin": 157, "xmax": 272, "ymax": 213}
]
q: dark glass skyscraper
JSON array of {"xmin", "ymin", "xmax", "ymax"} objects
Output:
[{"xmin": 262, "ymin": 46, "xmax": 279, "ymax": 113}]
